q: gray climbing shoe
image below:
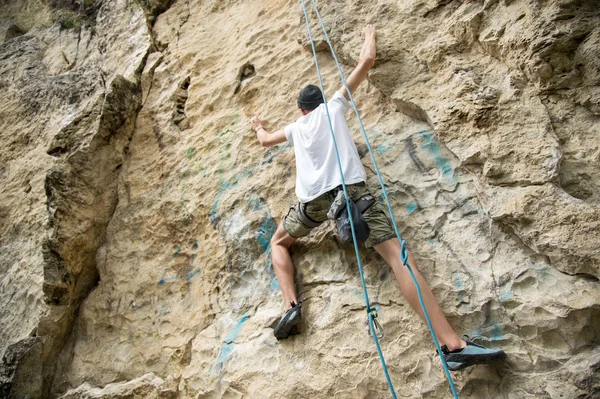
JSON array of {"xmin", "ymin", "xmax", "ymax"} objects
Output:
[
  {"xmin": 274, "ymin": 301, "xmax": 302, "ymax": 340},
  {"xmin": 441, "ymin": 336, "xmax": 506, "ymax": 371}
]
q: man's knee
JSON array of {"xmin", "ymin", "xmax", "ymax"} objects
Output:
[{"xmin": 270, "ymin": 224, "xmax": 295, "ymax": 249}]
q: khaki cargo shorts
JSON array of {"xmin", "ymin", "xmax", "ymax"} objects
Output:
[{"xmin": 283, "ymin": 182, "xmax": 396, "ymax": 248}]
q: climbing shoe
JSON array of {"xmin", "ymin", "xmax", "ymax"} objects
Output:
[
  {"xmin": 441, "ymin": 336, "xmax": 507, "ymax": 371},
  {"xmin": 274, "ymin": 301, "xmax": 302, "ymax": 340}
]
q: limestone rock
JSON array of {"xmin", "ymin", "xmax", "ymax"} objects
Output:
[
  {"xmin": 0, "ymin": 20, "xmax": 23, "ymax": 46},
  {"xmin": 484, "ymin": 183, "xmax": 600, "ymax": 278},
  {"xmin": 0, "ymin": 0, "xmax": 151, "ymax": 397},
  {"xmin": 60, "ymin": 373, "xmax": 177, "ymax": 399}
]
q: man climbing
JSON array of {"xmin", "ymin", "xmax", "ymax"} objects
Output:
[{"xmin": 250, "ymin": 25, "xmax": 506, "ymax": 371}]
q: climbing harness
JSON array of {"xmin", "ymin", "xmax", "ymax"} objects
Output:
[
  {"xmin": 296, "ymin": 190, "xmax": 375, "ymax": 243},
  {"xmin": 298, "ymin": 1, "xmax": 460, "ymax": 398},
  {"xmin": 295, "ymin": 202, "xmax": 321, "ymax": 228}
]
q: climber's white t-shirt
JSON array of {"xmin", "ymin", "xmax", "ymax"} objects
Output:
[{"xmin": 284, "ymin": 92, "xmax": 366, "ymax": 203}]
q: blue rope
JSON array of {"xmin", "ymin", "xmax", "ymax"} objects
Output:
[
  {"xmin": 304, "ymin": 1, "xmax": 460, "ymax": 398},
  {"xmin": 298, "ymin": 1, "xmax": 397, "ymax": 398}
]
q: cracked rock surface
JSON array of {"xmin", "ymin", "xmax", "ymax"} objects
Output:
[{"xmin": 0, "ymin": 0, "xmax": 599, "ymax": 398}]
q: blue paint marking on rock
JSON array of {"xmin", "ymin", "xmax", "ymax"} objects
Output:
[
  {"xmin": 159, "ymin": 248, "xmax": 181, "ymax": 284},
  {"xmin": 159, "ymin": 242, "xmax": 201, "ymax": 284},
  {"xmin": 214, "ymin": 311, "xmax": 250, "ymax": 373},
  {"xmin": 187, "ymin": 268, "xmax": 201, "ymax": 280},
  {"xmin": 420, "ymin": 132, "xmax": 455, "ymax": 182},
  {"xmin": 158, "ymin": 274, "xmax": 176, "ymax": 285},
  {"xmin": 209, "ymin": 183, "xmax": 231, "ymax": 224},
  {"xmin": 377, "ymin": 144, "xmax": 392, "ymax": 153},
  {"xmin": 210, "ymin": 171, "xmax": 253, "ymax": 224},
  {"xmin": 249, "ymin": 197, "xmax": 261, "ymax": 210},
  {"xmin": 499, "ymin": 290, "xmax": 512, "ymax": 302},
  {"xmin": 263, "ymin": 143, "xmax": 290, "ymax": 164},
  {"xmin": 452, "ymin": 273, "xmax": 464, "ymax": 290},
  {"xmin": 159, "ymin": 267, "xmax": 201, "ymax": 285},
  {"xmin": 257, "ymin": 216, "xmax": 277, "ymax": 252},
  {"xmin": 406, "ymin": 203, "xmax": 417, "ymax": 213},
  {"xmin": 491, "ymin": 323, "xmax": 506, "ymax": 341},
  {"xmin": 256, "ymin": 216, "xmax": 278, "ymax": 291}
]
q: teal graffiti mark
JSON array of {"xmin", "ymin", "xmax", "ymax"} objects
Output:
[
  {"xmin": 469, "ymin": 323, "xmax": 506, "ymax": 343},
  {"xmin": 406, "ymin": 203, "xmax": 417, "ymax": 213},
  {"xmin": 452, "ymin": 273, "xmax": 463, "ymax": 290},
  {"xmin": 158, "ymin": 248, "xmax": 181, "ymax": 284},
  {"xmin": 210, "ymin": 170, "xmax": 253, "ymax": 224},
  {"xmin": 367, "ymin": 129, "xmax": 394, "ymax": 154},
  {"xmin": 452, "ymin": 273, "xmax": 471, "ymax": 304},
  {"xmin": 499, "ymin": 290, "xmax": 512, "ymax": 302},
  {"xmin": 263, "ymin": 143, "xmax": 290, "ymax": 164},
  {"xmin": 491, "ymin": 323, "xmax": 506, "ymax": 341},
  {"xmin": 187, "ymin": 268, "xmax": 201, "ymax": 280},
  {"xmin": 159, "ymin": 274, "xmax": 178, "ymax": 284},
  {"xmin": 249, "ymin": 199, "xmax": 279, "ymax": 292},
  {"xmin": 257, "ymin": 216, "xmax": 277, "ymax": 252},
  {"xmin": 186, "ymin": 147, "xmax": 195, "ymax": 159},
  {"xmin": 214, "ymin": 312, "xmax": 250, "ymax": 373},
  {"xmin": 257, "ymin": 215, "xmax": 278, "ymax": 291},
  {"xmin": 158, "ymin": 266, "xmax": 201, "ymax": 284},
  {"xmin": 368, "ymin": 128, "xmax": 381, "ymax": 138},
  {"xmin": 420, "ymin": 132, "xmax": 455, "ymax": 182},
  {"xmin": 377, "ymin": 144, "xmax": 392, "ymax": 153},
  {"xmin": 159, "ymin": 241, "xmax": 201, "ymax": 284},
  {"xmin": 249, "ymin": 197, "xmax": 261, "ymax": 210},
  {"xmin": 210, "ymin": 185, "xmax": 229, "ymax": 223}
]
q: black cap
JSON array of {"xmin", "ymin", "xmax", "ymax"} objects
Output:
[{"xmin": 297, "ymin": 84, "xmax": 324, "ymax": 111}]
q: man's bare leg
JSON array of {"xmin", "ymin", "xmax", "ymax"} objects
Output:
[
  {"xmin": 374, "ymin": 238, "xmax": 466, "ymax": 351},
  {"xmin": 270, "ymin": 224, "xmax": 298, "ymax": 310}
]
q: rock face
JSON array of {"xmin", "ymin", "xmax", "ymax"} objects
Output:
[{"xmin": 0, "ymin": 0, "xmax": 598, "ymax": 398}]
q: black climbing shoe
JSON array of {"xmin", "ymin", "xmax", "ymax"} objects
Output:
[
  {"xmin": 274, "ymin": 301, "xmax": 302, "ymax": 340},
  {"xmin": 441, "ymin": 335, "xmax": 507, "ymax": 371}
]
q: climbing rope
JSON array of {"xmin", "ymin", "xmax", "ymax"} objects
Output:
[
  {"xmin": 298, "ymin": 1, "xmax": 398, "ymax": 398},
  {"xmin": 299, "ymin": 1, "xmax": 460, "ymax": 398}
]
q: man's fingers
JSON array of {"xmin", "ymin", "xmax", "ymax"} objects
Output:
[{"xmin": 250, "ymin": 115, "xmax": 264, "ymax": 132}]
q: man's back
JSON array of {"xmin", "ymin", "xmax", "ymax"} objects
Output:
[{"xmin": 284, "ymin": 91, "xmax": 366, "ymax": 203}]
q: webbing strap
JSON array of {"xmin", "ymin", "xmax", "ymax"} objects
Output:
[
  {"xmin": 301, "ymin": 1, "xmax": 460, "ymax": 398},
  {"xmin": 296, "ymin": 202, "xmax": 322, "ymax": 228},
  {"xmin": 355, "ymin": 194, "xmax": 375, "ymax": 214}
]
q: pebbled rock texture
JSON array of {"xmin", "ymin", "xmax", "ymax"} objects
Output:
[{"xmin": 0, "ymin": 0, "xmax": 599, "ymax": 398}]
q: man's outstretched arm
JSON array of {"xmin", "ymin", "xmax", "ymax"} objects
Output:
[
  {"xmin": 338, "ymin": 25, "xmax": 376, "ymax": 101},
  {"xmin": 251, "ymin": 116, "xmax": 287, "ymax": 147}
]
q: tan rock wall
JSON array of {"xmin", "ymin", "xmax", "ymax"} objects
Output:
[
  {"xmin": 0, "ymin": 0, "xmax": 598, "ymax": 398},
  {"xmin": 1, "ymin": 0, "xmax": 152, "ymax": 396}
]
